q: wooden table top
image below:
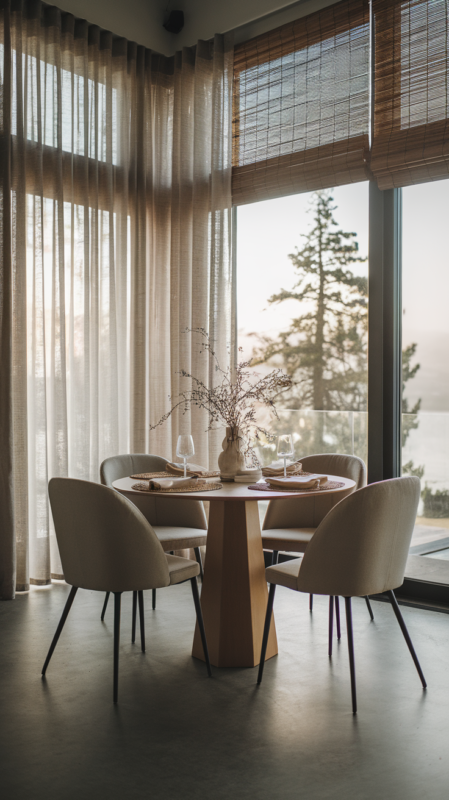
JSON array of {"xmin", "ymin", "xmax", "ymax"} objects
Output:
[{"xmin": 113, "ymin": 475, "xmax": 356, "ymax": 502}]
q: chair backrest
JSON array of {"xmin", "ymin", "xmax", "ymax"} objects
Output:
[
  {"xmin": 100, "ymin": 454, "xmax": 168, "ymax": 486},
  {"xmin": 296, "ymin": 477, "xmax": 420, "ymax": 597},
  {"xmin": 263, "ymin": 453, "xmax": 366, "ymax": 531},
  {"xmin": 100, "ymin": 454, "xmax": 207, "ymax": 530},
  {"xmin": 48, "ymin": 478, "xmax": 170, "ymax": 593}
]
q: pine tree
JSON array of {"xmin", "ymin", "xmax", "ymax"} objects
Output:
[
  {"xmin": 402, "ymin": 342, "xmax": 424, "ymax": 478},
  {"xmin": 402, "ymin": 342, "xmax": 421, "ymax": 446},
  {"xmin": 252, "ymin": 190, "xmax": 368, "ymax": 411},
  {"xmin": 250, "ymin": 190, "xmax": 422, "ymax": 464}
]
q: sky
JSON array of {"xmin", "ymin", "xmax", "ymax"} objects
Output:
[
  {"xmin": 402, "ymin": 180, "xmax": 449, "ymax": 412},
  {"xmin": 236, "ymin": 178, "xmax": 449, "ymax": 414},
  {"xmin": 236, "ymin": 183, "xmax": 368, "ymax": 347}
]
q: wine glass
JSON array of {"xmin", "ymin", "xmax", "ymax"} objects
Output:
[
  {"xmin": 277, "ymin": 434, "xmax": 294, "ymax": 478},
  {"xmin": 176, "ymin": 434, "xmax": 195, "ymax": 478}
]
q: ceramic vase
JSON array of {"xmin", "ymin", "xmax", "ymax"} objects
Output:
[{"xmin": 218, "ymin": 426, "xmax": 246, "ymax": 481}]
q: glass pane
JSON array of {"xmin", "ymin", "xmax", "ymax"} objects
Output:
[
  {"xmin": 236, "ymin": 183, "xmax": 369, "ymax": 470},
  {"xmin": 237, "ymin": 23, "xmax": 370, "ymax": 166},
  {"xmin": 402, "ymin": 179, "xmax": 449, "ymax": 561},
  {"xmin": 11, "ymin": 49, "xmax": 118, "ymax": 164}
]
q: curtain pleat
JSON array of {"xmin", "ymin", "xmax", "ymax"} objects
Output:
[
  {"xmin": 0, "ymin": 1, "xmax": 17, "ymax": 599},
  {"xmin": 0, "ymin": 0, "xmax": 234, "ymax": 595}
]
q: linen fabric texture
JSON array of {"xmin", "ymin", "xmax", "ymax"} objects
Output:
[
  {"xmin": 262, "ymin": 453, "xmax": 366, "ymax": 553},
  {"xmin": 100, "ymin": 454, "xmax": 207, "ymax": 532},
  {"xmin": 265, "ymin": 476, "xmax": 420, "ymax": 597},
  {"xmin": 101, "ymin": 452, "xmax": 207, "ymax": 561},
  {"xmin": 48, "ymin": 478, "xmax": 200, "ymax": 593},
  {"xmin": 0, "ymin": 0, "xmax": 234, "ymax": 596}
]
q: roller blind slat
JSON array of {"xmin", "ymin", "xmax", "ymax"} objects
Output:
[
  {"xmin": 372, "ymin": 0, "xmax": 449, "ymax": 189},
  {"xmin": 232, "ymin": 0, "xmax": 371, "ymax": 205}
]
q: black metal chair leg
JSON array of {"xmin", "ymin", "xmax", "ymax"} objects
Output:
[
  {"xmin": 131, "ymin": 591, "xmax": 137, "ymax": 643},
  {"xmin": 113, "ymin": 592, "xmax": 122, "ymax": 703},
  {"xmin": 365, "ymin": 595, "xmax": 374, "ymax": 620},
  {"xmin": 387, "ymin": 590, "xmax": 427, "ymax": 688},
  {"xmin": 344, "ymin": 597, "xmax": 357, "ymax": 714},
  {"xmin": 101, "ymin": 592, "xmax": 110, "ymax": 622},
  {"xmin": 42, "ymin": 586, "xmax": 78, "ymax": 676},
  {"xmin": 190, "ymin": 578, "xmax": 211, "ymax": 676},
  {"xmin": 309, "ymin": 594, "xmax": 313, "ymax": 611},
  {"xmin": 138, "ymin": 590, "xmax": 145, "ymax": 653},
  {"xmin": 335, "ymin": 596, "xmax": 341, "ymax": 640},
  {"xmin": 257, "ymin": 583, "xmax": 276, "ymax": 685},
  {"xmin": 194, "ymin": 547, "xmax": 204, "ymax": 581},
  {"xmin": 152, "ymin": 589, "xmax": 156, "ymax": 610},
  {"xmin": 271, "ymin": 550, "xmax": 279, "ymax": 566},
  {"xmin": 328, "ymin": 596, "xmax": 334, "ymax": 656}
]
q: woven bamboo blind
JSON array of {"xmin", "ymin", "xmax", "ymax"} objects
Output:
[
  {"xmin": 232, "ymin": 0, "xmax": 371, "ymax": 205},
  {"xmin": 372, "ymin": 0, "xmax": 449, "ymax": 189}
]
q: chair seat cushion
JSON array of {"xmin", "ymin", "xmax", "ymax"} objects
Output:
[
  {"xmin": 166, "ymin": 554, "xmax": 200, "ymax": 585},
  {"xmin": 153, "ymin": 526, "xmax": 207, "ymax": 551},
  {"xmin": 261, "ymin": 528, "xmax": 316, "ymax": 553},
  {"xmin": 266, "ymin": 557, "xmax": 303, "ymax": 591}
]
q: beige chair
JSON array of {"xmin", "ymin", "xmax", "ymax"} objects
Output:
[
  {"xmin": 258, "ymin": 477, "xmax": 426, "ymax": 713},
  {"xmin": 262, "ymin": 453, "xmax": 370, "ymax": 639},
  {"xmin": 100, "ymin": 454, "xmax": 207, "ymax": 632},
  {"xmin": 42, "ymin": 478, "xmax": 211, "ymax": 702}
]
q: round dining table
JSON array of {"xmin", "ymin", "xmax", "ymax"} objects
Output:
[{"xmin": 113, "ymin": 476, "xmax": 356, "ymax": 669}]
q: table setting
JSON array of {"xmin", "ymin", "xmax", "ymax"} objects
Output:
[
  {"xmin": 112, "ymin": 331, "xmax": 354, "ymax": 667},
  {"xmin": 113, "ymin": 440, "xmax": 353, "ymax": 668},
  {"xmin": 128, "ymin": 439, "xmax": 343, "ymax": 497},
  {"xmin": 130, "ymin": 434, "xmax": 222, "ymax": 494},
  {"xmin": 129, "ymin": 423, "xmax": 340, "ymax": 498}
]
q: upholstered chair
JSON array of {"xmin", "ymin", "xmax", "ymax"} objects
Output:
[
  {"xmin": 258, "ymin": 477, "xmax": 426, "ymax": 713},
  {"xmin": 100, "ymin": 454, "xmax": 207, "ymax": 630},
  {"xmin": 43, "ymin": 478, "xmax": 211, "ymax": 702},
  {"xmin": 262, "ymin": 453, "xmax": 370, "ymax": 635}
]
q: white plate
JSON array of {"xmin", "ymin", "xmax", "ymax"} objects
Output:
[{"xmin": 234, "ymin": 473, "xmax": 262, "ymax": 483}]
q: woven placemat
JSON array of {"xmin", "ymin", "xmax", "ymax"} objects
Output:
[
  {"xmin": 261, "ymin": 466, "xmax": 306, "ymax": 478},
  {"xmin": 261, "ymin": 469, "xmax": 313, "ymax": 478},
  {"xmin": 131, "ymin": 470, "xmax": 220, "ymax": 480},
  {"xmin": 131, "ymin": 481, "xmax": 222, "ymax": 493},
  {"xmin": 248, "ymin": 480, "xmax": 345, "ymax": 493}
]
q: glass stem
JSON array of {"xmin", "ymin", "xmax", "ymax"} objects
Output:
[
  {"xmin": 283, "ymin": 457, "xmax": 287, "ymax": 478},
  {"xmin": 183, "ymin": 457, "xmax": 187, "ymax": 479}
]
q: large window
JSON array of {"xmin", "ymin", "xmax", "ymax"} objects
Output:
[
  {"xmin": 237, "ymin": 182, "xmax": 369, "ymax": 467},
  {"xmin": 402, "ymin": 179, "xmax": 449, "ymax": 558}
]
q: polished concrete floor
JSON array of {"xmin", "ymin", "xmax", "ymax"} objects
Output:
[{"xmin": 1, "ymin": 582, "xmax": 449, "ymax": 799}]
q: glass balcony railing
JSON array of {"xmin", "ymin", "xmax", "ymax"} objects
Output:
[
  {"xmin": 253, "ymin": 408, "xmax": 368, "ymax": 467},
  {"xmin": 402, "ymin": 412, "xmax": 449, "ymax": 560},
  {"xmin": 254, "ymin": 408, "xmax": 368, "ymax": 531},
  {"xmin": 254, "ymin": 409, "xmax": 449, "ymax": 561}
]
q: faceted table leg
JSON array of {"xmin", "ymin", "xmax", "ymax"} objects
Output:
[{"xmin": 192, "ymin": 500, "xmax": 278, "ymax": 668}]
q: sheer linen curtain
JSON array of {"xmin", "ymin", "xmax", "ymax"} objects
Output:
[
  {"xmin": 148, "ymin": 38, "xmax": 235, "ymax": 472},
  {"xmin": 0, "ymin": 1, "xmax": 234, "ymax": 598}
]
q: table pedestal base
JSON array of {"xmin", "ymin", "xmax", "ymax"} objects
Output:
[{"xmin": 192, "ymin": 500, "xmax": 278, "ymax": 668}]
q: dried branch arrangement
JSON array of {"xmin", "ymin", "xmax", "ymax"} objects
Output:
[{"xmin": 150, "ymin": 328, "xmax": 293, "ymax": 463}]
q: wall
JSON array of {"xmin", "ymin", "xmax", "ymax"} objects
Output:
[
  {"xmin": 53, "ymin": 0, "xmax": 175, "ymax": 55},
  {"xmin": 51, "ymin": 0, "xmax": 340, "ymax": 55},
  {"xmin": 177, "ymin": 0, "xmax": 299, "ymax": 48},
  {"xmin": 177, "ymin": 0, "xmax": 338, "ymax": 49}
]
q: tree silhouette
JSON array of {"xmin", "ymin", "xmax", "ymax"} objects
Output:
[
  {"xmin": 250, "ymin": 190, "xmax": 422, "ymax": 463},
  {"xmin": 402, "ymin": 342, "xmax": 424, "ymax": 478},
  {"xmin": 402, "ymin": 342, "xmax": 421, "ymax": 446},
  {"xmin": 252, "ymin": 190, "xmax": 367, "ymax": 412}
]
